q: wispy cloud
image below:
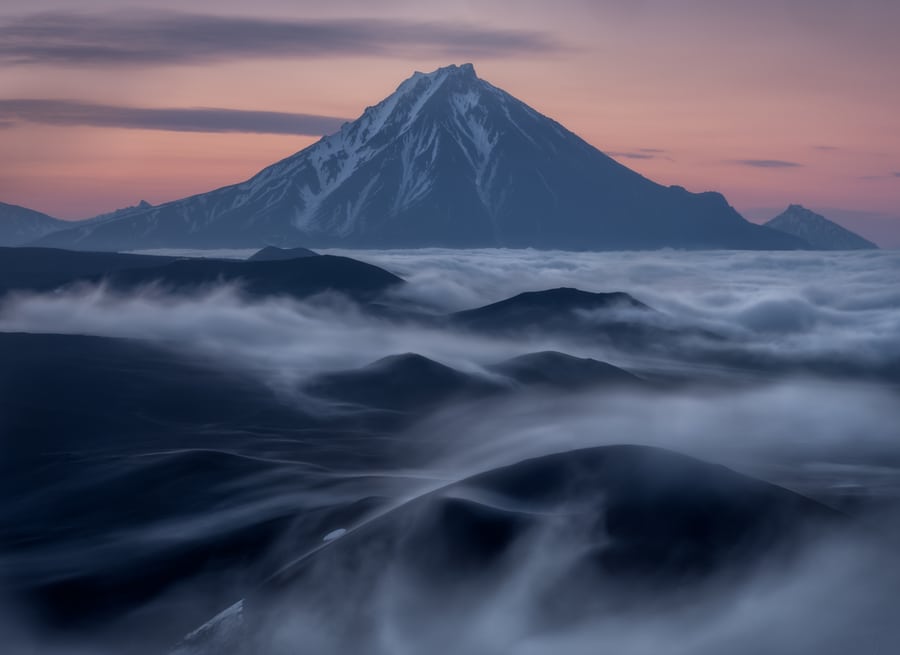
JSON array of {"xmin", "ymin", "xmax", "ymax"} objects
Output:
[
  {"xmin": 733, "ymin": 159, "xmax": 802, "ymax": 169},
  {"xmin": 0, "ymin": 99, "xmax": 348, "ymax": 135},
  {"xmin": 0, "ymin": 11, "xmax": 561, "ymax": 67},
  {"xmin": 608, "ymin": 148, "xmax": 671, "ymax": 161},
  {"xmin": 858, "ymin": 172, "xmax": 900, "ymax": 181},
  {"xmin": 812, "ymin": 145, "xmax": 839, "ymax": 152},
  {"xmin": 608, "ymin": 151, "xmax": 655, "ymax": 160}
]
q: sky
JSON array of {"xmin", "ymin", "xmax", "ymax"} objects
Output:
[{"xmin": 0, "ymin": 0, "xmax": 898, "ymax": 244}]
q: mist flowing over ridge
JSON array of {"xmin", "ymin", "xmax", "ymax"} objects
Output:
[{"xmin": 33, "ymin": 64, "xmax": 802, "ymax": 252}]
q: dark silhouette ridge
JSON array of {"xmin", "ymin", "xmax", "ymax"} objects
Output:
[
  {"xmin": 0, "ymin": 246, "xmax": 179, "ymax": 295},
  {"xmin": 95, "ymin": 255, "xmax": 403, "ymax": 301},
  {"xmin": 0, "ymin": 247, "xmax": 402, "ymax": 301}
]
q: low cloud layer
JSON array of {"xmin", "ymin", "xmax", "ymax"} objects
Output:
[
  {"xmin": 0, "ymin": 11, "xmax": 560, "ymax": 67},
  {"xmin": 608, "ymin": 148, "xmax": 672, "ymax": 161},
  {"xmin": 35, "ymin": 248, "xmax": 898, "ymax": 378},
  {"xmin": 0, "ymin": 99, "xmax": 348, "ymax": 136},
  {"xmin": 608, "ymin": 151, "xmax": 655, "ymax": 160},
  {"xmin": 1, "ymin": 248, "xmax": 899, "ymax": 653}
]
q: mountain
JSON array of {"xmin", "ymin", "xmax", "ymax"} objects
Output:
[
  {"xmin": 0, "ymin": 202, "xmax": 68, "ymax": 246},
  {"xmin": 35, "ymin": 64, "xmax": 802, "ymax": 251},
  {"xmin": 764, "ymin": 205, "xmax": 878, "ymax": 250}
]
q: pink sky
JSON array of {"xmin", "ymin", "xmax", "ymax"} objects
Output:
[{"xmin": 1, "ymin": 0, "xmax": 898, "ymax": 243}]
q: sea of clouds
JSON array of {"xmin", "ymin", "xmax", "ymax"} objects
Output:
[{"xmin": 1, "ymin": 248, "xmax": 898, "ymax": 654}]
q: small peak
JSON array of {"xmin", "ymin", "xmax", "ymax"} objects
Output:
[
  {"xmin": 431, "ymin": 63, "xmax": 478, "ymax": 78},
  {"xmin": 787, "ymin": 203, "xmax": 808, "ymax": 212},
  {"xmin": 137, "ymin": 200, "xmax": 152, "ymax": 209},
  {"xmin": 395, "ymin": 64, "xmax": 477, "ymax": 95}
]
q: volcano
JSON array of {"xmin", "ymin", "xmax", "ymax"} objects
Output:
[{"xmin": 37, "ymin": 64, "xmax": 802, "ymax": 251}]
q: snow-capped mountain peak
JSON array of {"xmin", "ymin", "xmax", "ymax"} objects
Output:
[
  {"xmin": 34, "ymin": 65, "xmax": 803, "ymax": 251},
  {"xmin": 239, "ymin": 63, "xmax": 525, "ymax": 236}
]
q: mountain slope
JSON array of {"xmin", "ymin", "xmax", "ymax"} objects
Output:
[
  {"xmin": 765, "ymin": 205, "xmax": 878, "ymax": 250},
  {"xmin": 36, "ymin": 64, "xmax": 803, "ymax": 251},
  {"xmin": 0, "ymin": 202, "xmax": 69, "ymax": 246},
  {"xmin": 211, "ymin": 445, "xmax": 838, "ymax": 654}
]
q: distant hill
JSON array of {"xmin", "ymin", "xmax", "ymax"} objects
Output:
[
  {"xmin": 765, "ymin": 205, "xmax": 878, "ymax": 250},
  {"xmin": 0, "ymin": 202, "xmax": 68, "ymax": 246},
  {"xmin": 0, "ymin": 246, "xmax": 401, "ymax": 301}
]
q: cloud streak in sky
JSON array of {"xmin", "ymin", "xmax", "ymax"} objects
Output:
[
  {"xmin": 0, "ymin": 11, "xmax": 561, "ymax": 67},
  {"xmin": 0, "ymin": 99, "xmax": 348, "ymax": 136},
  {"xmin": 733, "ymin": 159, "xmax": 803, "ymax": 168},
  {"xmin": 608, "ymin": 148, "xmax": 672, "ymax": 161},
  {"xmin": 608, "ymin": 151, "xmax": 656, "ymax": 160}
]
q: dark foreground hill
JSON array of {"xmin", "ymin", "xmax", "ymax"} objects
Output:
[
  {"xmin": 0, "ymin": 247, "xmax": 178, "ymax": 294},
  {"xmin": 175, "ymin": 445, "xmax": 839, "ymax": 653}
]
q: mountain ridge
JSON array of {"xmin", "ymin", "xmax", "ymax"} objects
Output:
[{"xmin": 0, "ymin": 201, "xmax": 69, "ymax": 246}]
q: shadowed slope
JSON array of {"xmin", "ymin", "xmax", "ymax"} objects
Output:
[{"xmin": 184, "ymin": 445, "xmax": 843, "ymax": 654}]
